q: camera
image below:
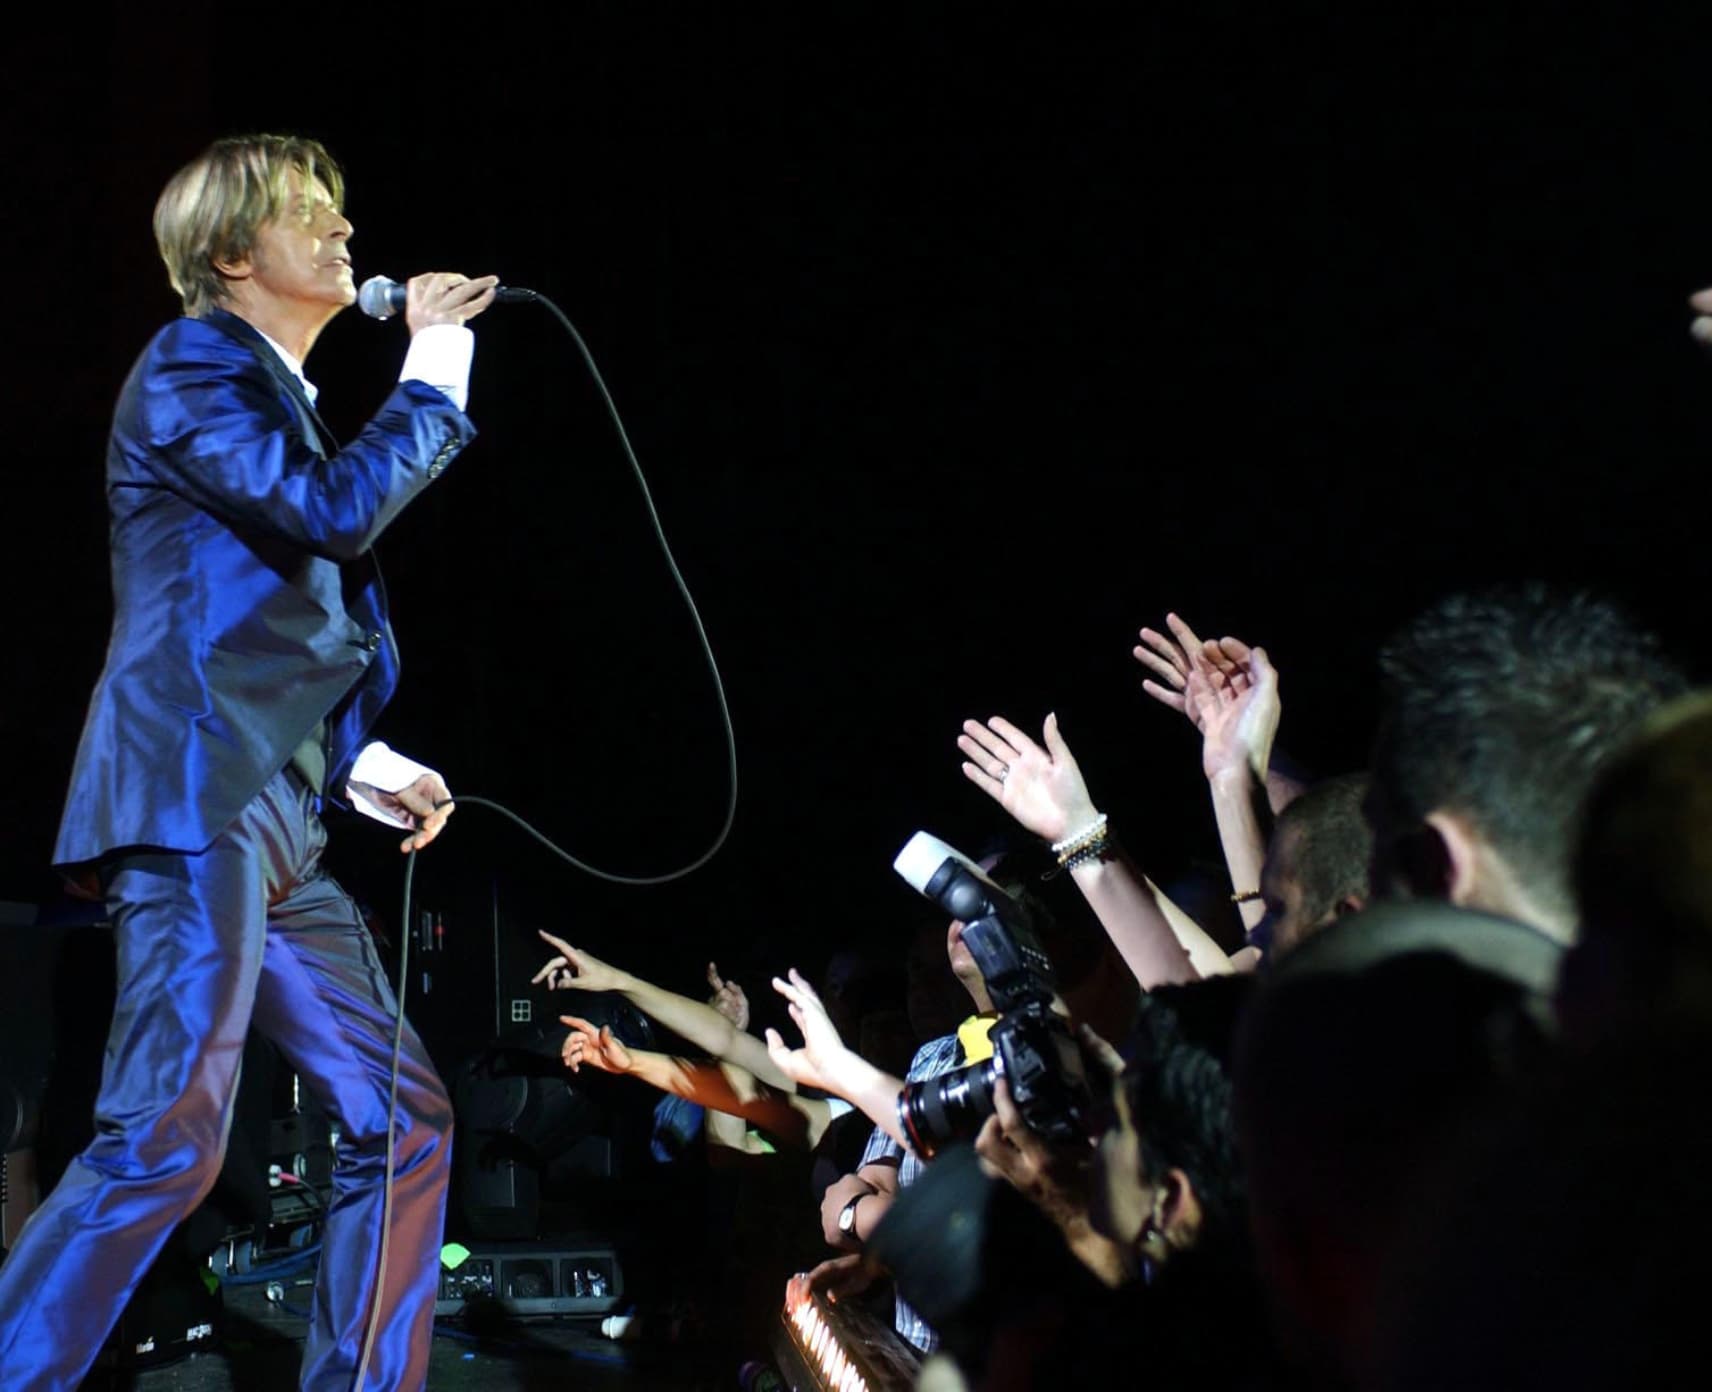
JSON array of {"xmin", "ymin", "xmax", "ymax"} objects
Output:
[{"xmin": 891, "ymin": 833, "xmax": 1096, "ymax": 1158}]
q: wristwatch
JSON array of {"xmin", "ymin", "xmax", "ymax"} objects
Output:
[{"xmin": 837, "ymin": 1192, "xmax": 864, "ymax": 1241}]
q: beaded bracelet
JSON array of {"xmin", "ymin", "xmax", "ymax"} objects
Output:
[
  {"xmin": 1052, "ymin": 812, "xmax": 1108, "ymax": 856},
  {"xmin": 1054, "ymin": 813, "xmax": 1112, "ymax": 869},
  {"xmin": 1060, "ymin": 831, "xmax": 1114, "ymax": 871}
]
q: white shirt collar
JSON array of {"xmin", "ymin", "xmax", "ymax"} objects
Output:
[{"xmin": 254, "ymin": 328, "xmax": 319, "ymax": 405}]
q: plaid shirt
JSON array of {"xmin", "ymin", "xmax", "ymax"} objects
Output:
[{"xmin": 857, "ymin": 1031, "xmax": 965, "ymax": 1354}]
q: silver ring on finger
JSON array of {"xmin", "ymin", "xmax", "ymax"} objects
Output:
[{"xmin": 996, "ymin": 764, "xmax": 1010, "ymax": 782}]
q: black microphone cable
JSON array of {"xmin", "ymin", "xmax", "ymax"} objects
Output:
[
  {"xmin": 496, "ymin": 289, "xmax": 739, "ymax": 885},
  {"xmin": 351, "ymin": 288, "xmax": 738, "ymax": 1392}
]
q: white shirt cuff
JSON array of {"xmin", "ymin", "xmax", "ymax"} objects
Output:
[
  {"xmin": 347, "ymin": 741, "xmax": 441, "ymax": 828},
  {"xmin": 400, "ymin": 324, "xmax": 475, "ymax": 413}
]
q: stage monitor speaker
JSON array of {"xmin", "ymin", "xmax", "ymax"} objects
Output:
[
  {"xmin": 436, "ymin": 1238, "xmax": 623, "ymax": 1319},
  {"xmin": 91, "ymin": 1244, "xmax": 224, "ymax": 1373},
  {"xmin": 451, "ymin": 1005, "xmax": 650, "ymax": 1240}
]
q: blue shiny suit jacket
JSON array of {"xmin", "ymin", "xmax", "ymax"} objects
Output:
[{"xmin": 53, "ymin": 308, "xmax": 475, "ymax": 866}]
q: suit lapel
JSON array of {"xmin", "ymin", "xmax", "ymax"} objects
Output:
[{"xmin": 203, "ymin": 309, "xmax": 341, "ymax": 458}]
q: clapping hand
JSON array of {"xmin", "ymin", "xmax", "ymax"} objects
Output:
[
  {"xmin": 1133, "ymin": 613, "xmax": 1259, "ymax": 729},
  {"xmin": 1134, "ymin": 614, "xmax": 1280, "ymax": 784},
  {"xmin": 957, "ymin": 713, "xmax": 1099, "ymax": 845},
  {"xmin": 1186, "ymin": 645, "xmax": 1280, "ymax": 785}
]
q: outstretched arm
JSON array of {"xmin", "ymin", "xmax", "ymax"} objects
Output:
[
  {"xmin": 533, "ymin": 933, "xmax": 792, "ymax": 1091},
  {"xmin": 558, "ymin": 1015, "xmax": 825, "ymax": 1149},
  {"xmin": 956, "ymin": 714, "xmax": 1202, "ymax": 987}
]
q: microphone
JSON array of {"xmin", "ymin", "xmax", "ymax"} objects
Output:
[{"xmin": 357, "ymin": 275, "xmax": 536, "ymax": 320}]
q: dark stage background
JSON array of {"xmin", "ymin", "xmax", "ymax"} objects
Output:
[{"xmin": 5, "ymin": 7, "xmax": 1711, "ymax": 1060}]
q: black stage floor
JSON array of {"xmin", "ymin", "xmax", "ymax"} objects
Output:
[{"xmin": 90, "ymin": 1282, "xmax": 757, "ymax": 1392}]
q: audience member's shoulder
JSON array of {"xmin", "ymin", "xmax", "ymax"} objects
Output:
[{"xmin": 1267, "ymin": 899, "xmax": 1562, "ymax": 997}]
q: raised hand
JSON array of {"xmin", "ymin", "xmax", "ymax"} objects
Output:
[
  {"xmin": 531, "ymin": 930, "xmax": 627, "ymax": 994},
  {"xmin": 1133, "ymin": 613, "xmax": 1217, "ymax": 729},
  {"xmin": 560, "ymin": 1015, "xmax": 634, "ymax": 1074},
  {"xmin": 958, "ymin": 713, "xmax": 1099, "ymax": 844},
  {"xmin": 764, "ymin": 968, "xmax": 853, "ymax": 1093},
  {"xmin": 706, "ymin": 961, "xmax": 750, "ymax": 1031},
  {"xmin": 1186, "ymin": 645, "xmax": 1280, "ymax": 784},
  {"xmin": 1133, "ymin": 614, "xmax": 1264, "ymax": 728}
]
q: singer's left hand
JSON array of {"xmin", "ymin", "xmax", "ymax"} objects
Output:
[{"xmin": 369, "ymin": 771, "xmax": 455, "ymax": 852}]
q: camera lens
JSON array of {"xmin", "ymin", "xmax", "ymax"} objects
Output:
[{"xmin": 899, "ymin": 1058, "xmax": 998, "ymax": 1158}]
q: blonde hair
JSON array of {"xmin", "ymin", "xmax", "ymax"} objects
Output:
[{"xmin": 153, "ymin": 134, "xmax": 345, "ymax": 318}]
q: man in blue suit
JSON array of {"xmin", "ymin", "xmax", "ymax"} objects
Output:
[{"xmin": 0, "ymin": 134, "xmax": 497, "ymax": 1390}]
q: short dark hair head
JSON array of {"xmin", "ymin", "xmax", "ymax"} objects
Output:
[
  {"xmin": 1125, "ymin": 980, "xmax": 1251, "ymax": 1264},
  {"xmin": 1273, "ymin": 772, "xmax": 1373, "ymax": 927},
  {"xmin": 1371, "ymin": 585, "xmax": 1685, "ymax": 923}
]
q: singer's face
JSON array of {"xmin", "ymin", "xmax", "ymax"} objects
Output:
[{"xmin": 243, "ymin": 173, "xmax": 356, "ymax": 314}]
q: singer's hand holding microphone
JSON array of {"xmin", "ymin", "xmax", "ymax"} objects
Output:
[
  {"xmin": 406, "ymin": 273, "xmax": 498, "ymax": 333},
  {"xmin": 356, "ymin": 272, "xmax": 533, "ymax": 332}
]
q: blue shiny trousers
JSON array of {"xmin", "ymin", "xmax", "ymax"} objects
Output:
[{"xmin": 0, "ymin": 768, "xmax": 452, "ymax": 1391}]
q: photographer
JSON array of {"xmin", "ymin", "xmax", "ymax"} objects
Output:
[
  {"xmin": 799, "ymin": 844, "xmax": 1108, "ymax": 1357},
  {"xmin": 807, "ymin": 886, "xmax": 1011, "ymax": 1355},
  {"xmin": 819, "ymin": 972, "xmax": 1262, "ymax": 1392}
]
